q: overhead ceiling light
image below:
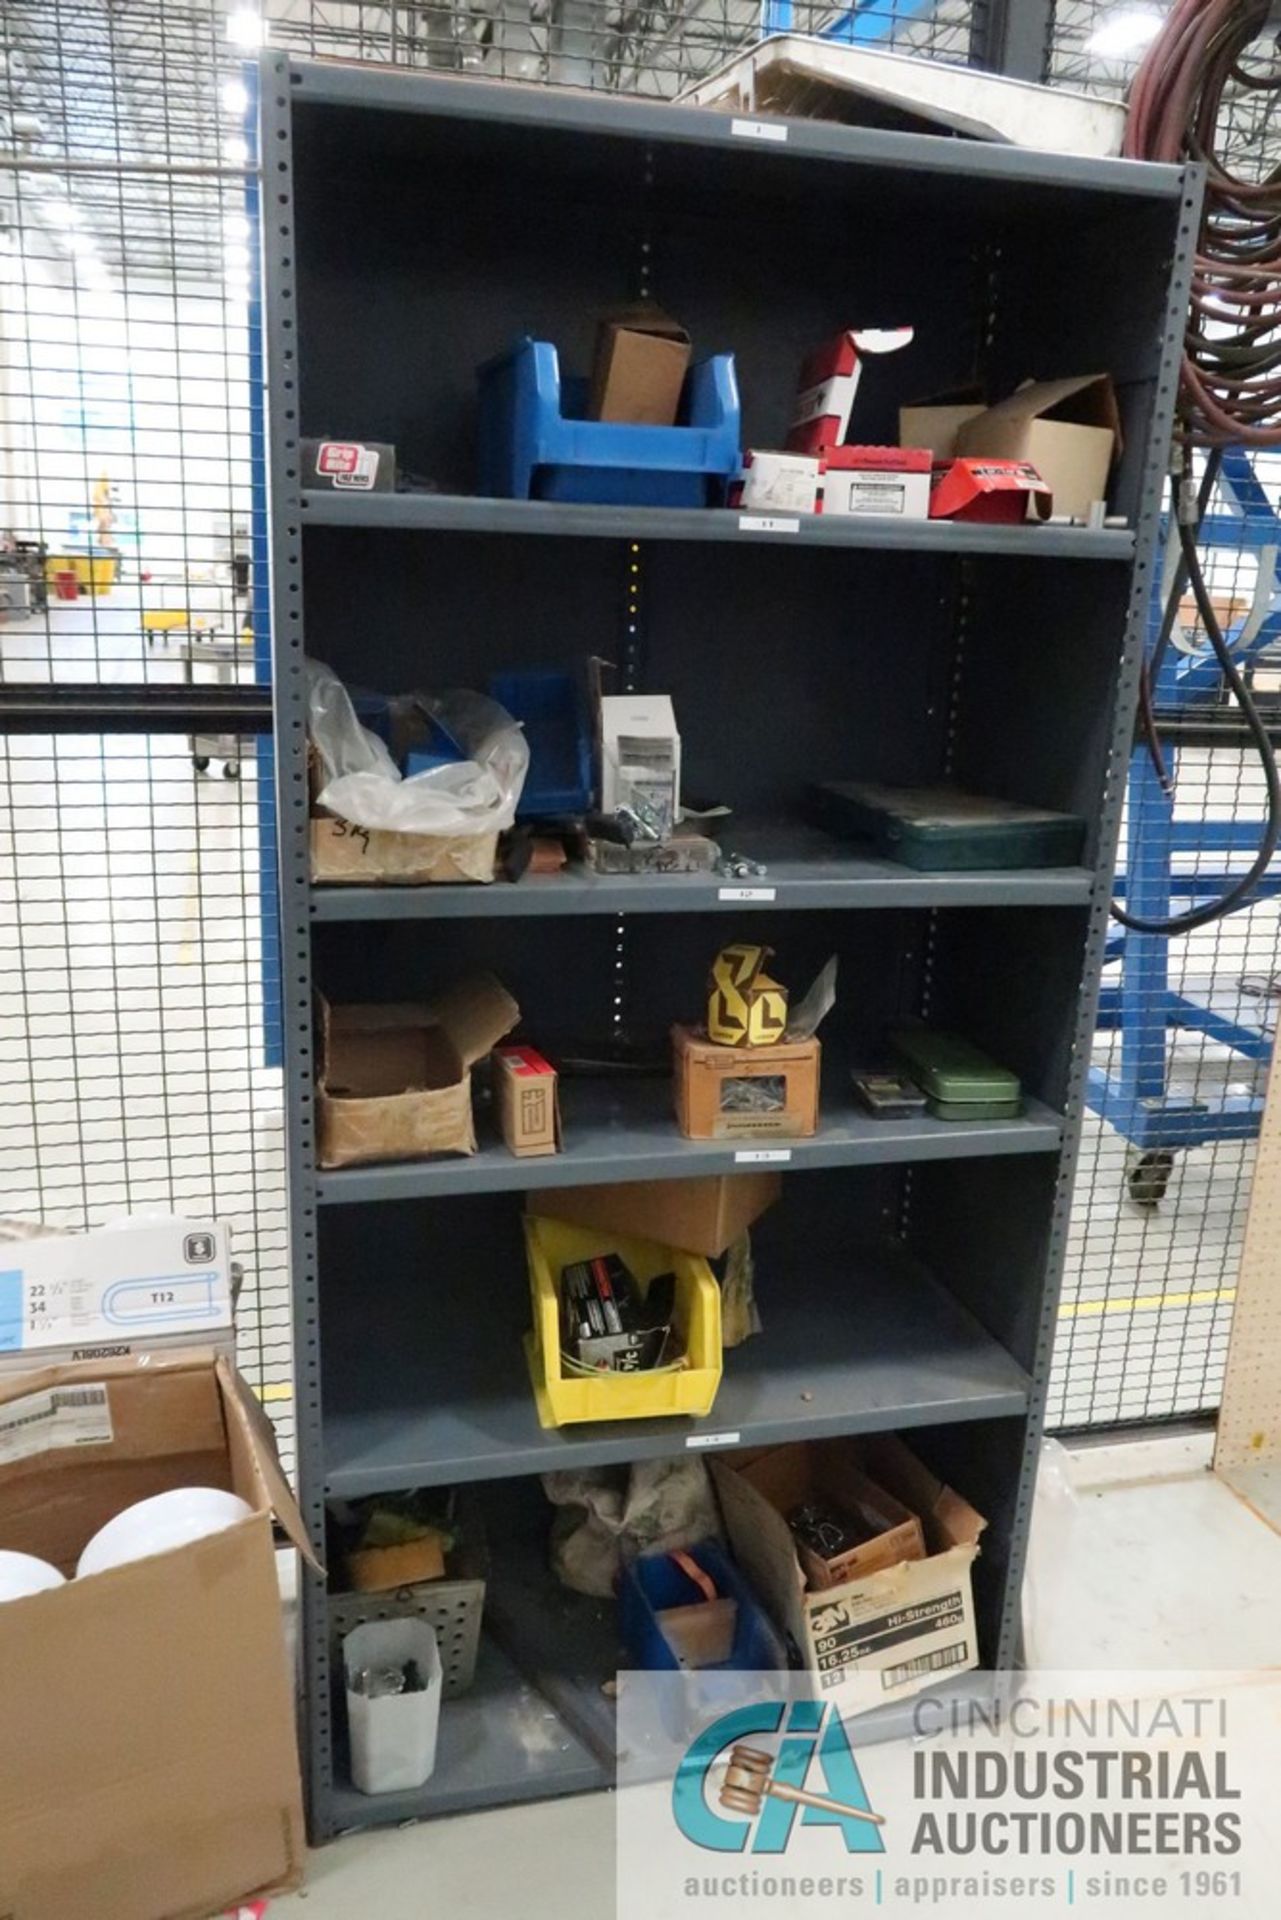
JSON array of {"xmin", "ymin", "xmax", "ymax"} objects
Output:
[
  {"xmin": 226, "ymin": 9, "xmax": 265, "ymax": 49},
  {"xmin": 223, "ymin": 134, "xmax": 250, "ymax": 167},
  {"xmin": 221, "ymin": 78, "xmax": 250, "ymax": 117},
  {"xmin": 1087, "ymin": 8, "xmax": 1164, "ymax": 59}
]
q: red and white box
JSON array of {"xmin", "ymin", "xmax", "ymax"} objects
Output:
[
  {"xmin": 929, "ymin": 457, "xmax": 1052, "ymax": 523},
  {"xmin": 730, "ymin": 449, "xmax": 823, "ymax": 515},
  {"xmin": 787, "ymin": 327, "xmax": 914, "ymax": 455},
  {"xmin": 494, "ymin": 1044, "xmax": 561, "ymax": 1157},
  {"xmin": 821, "ymin": 445, "xmax": 931, "ymax": 520}
]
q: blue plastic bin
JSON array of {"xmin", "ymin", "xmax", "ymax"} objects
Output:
[
  {"xmin": 619, "ymin": 1540, "xmax": 787, "ymax": 1673},
  {"xmin": 488, "ymin": 669, "xmax": 592, "ymax": 817},
  {"xmin": 477, "ymin": 338, "xmax": 741, "ymax": 507}
]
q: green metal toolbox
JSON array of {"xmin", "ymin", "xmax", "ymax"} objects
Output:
[
  {"xmin": 809, "ymin": 781, "xmax": 1086, "ymax": 870},
  {"xmin": 889, "ymin": 1027, "xmax": 1023, "ymax": 1120}
]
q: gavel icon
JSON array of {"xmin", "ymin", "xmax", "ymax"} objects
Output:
[{"xmin": 718, "ymin": 1744, "xmax": 886, "ymax": 1827}]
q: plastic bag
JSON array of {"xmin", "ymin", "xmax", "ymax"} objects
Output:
[
  {"xmin": 306, "ymin": 659, "xmax": 528, "ymax": 837},
  {"xmin": 541, "ymin": 1459, "xmax": 724, "ymax": 1597}
]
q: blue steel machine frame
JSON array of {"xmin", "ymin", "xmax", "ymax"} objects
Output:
[{"xmin": 1090, "ymin": 449, "xmax": 1281, "ymax": 1178}]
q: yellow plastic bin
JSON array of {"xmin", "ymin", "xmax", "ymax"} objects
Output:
[
  {"xmin": 522, "ymin": 1214, "xmax": 723, "ymax": 1427},
  {"xmin": 72, "ymin": 553, "xmax": 117, "ymax": 596}
]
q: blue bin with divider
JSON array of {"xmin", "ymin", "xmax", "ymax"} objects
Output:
[{"xmin": 477, "ymin": 337, "xmax": 741, "ymax": 507}]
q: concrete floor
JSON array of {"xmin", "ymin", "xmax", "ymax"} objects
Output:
[{"xmin": 274, "ymin": 1432, "xmax": 1281, "ymax": 1918}]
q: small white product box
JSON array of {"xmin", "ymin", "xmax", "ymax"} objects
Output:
[
  {"xmin": 0, "ymin": 1216, "xmax": 234, "ymax": 1375},
  {"xmin": 821, "ymin": 446, "xmax": 932, "ymax": 519},
  {"xmin": 732, "ymin": 450, "xmax": 822, "ymax": 515}
]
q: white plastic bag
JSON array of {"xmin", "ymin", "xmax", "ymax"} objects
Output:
[{"xmin": 306, "ymin": 659, "xmax": 528, "ymax": 837}]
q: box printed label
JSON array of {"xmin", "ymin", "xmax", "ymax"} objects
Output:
[{"xmin": 0, "ymin": 1382, "xmax": 112, "ymax": 1465}]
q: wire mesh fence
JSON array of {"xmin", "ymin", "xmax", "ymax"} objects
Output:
[{"xmin": 3, "ymin": 0, "xmax": 1281, "ymax": 1445}]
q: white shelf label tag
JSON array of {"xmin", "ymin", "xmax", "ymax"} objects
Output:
[
  {"xmin": 718, "ymin": 885, "xmax": 776, "ymax": 903},
  {"xmin": 687, "ymin": 1431, "xmax": 742, "ymax": 1450},
  {"xmin": 734, "ymin": 1148, "xmax": 793, "ymax": 1164},
  {"xmin": 731, "ymin": 117, "xmax": 787, "ymax": 144},
  {"xmin": 738, "ymin": 514, "xmax": 799, "ymax": 534}
]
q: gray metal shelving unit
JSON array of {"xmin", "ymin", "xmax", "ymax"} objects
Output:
[{"xmin": 262, "ymin": 50, "xmax": 1199, "ymax": 1840}]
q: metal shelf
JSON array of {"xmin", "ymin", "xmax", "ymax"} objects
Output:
[
  {"xmin": 310, "ymin": 824, "xmax": 1095, "ymax": 920},
  {"xmin": 267, "ymin": 45, "xmax": 1199, "ymax": 1841},
  {"xmin": 320, "ymin": 1240, "xmax": 1033, "ymax": 1498},
  {"xmin": 301, "ymin": 488, "xmax": 1136, "ymax": 560},
  {"xmin": 315, "ymin": 1080, "xmax": 1064, "ymax": 1204},
  {"xmin": 290, "ymin": 58, "xmax": 1184, "ymax": 206},
  {"xmin": 324, "ymin": 1636, "xmax": 608, "ymax": 1831}
]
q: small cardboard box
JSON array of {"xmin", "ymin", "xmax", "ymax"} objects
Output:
[
  {"xmin": 955, "ymin": 374, "xmax": 1122, "ymax": 520},
  {"xmin": 310, "ymin": 815, "xmax": 498, "ymax": 886},
  {"xmin": 537, "ymin": 1172, "xmax": 781, "ymax": 1257},
  {"xmin": 787, "ymin": 327, "xmax": 915, "ymax": 456},
  {"xmin": 731, "ymin": 450, "xmax": 823, "ymax": 515},
  {"xmin": 589, "ymin": 306, "xmax": 691, "ymax": 425},
  {"xmin": 708, "ymin": 942, "xmax": 789, "ymax": 1048},
  {"xmin": 0, "ymin": 1351, "xmax": 313, "ymax": 1920},
  {"xmin": 317, "ymin": 975, "xmax": 520, "ymax": 1168},
  {"xmin": 821, "ymin": 446, "xmax": 931, "ymax": 520},
  {"xmin": 494, "ymin": 1044, "xmax": 561, "ymax": 1158},
  {"xmin": 929, "ymin": 457, "xmax": 1053, "ymax": 523},
  {"xmin": 674, "ymin": 1024, "xmax": 820, "ymax": 1140},
  {"xmin": 0, "ymin": 1216, "xmax": 234, "ymax": 1378},
  {"xmin": 727, "ymin": 1439, "xmax": 926, "ymax": 1590},
  {"xmin": 713, "ymin": 1434, "xmax": 986, "ymax": 1709}
]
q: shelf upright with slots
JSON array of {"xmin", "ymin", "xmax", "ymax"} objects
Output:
[{"xmin": 261, "ymin": 51, "xmax": 1200, "ymax": 1838}]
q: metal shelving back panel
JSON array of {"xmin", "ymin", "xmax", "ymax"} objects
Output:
[{"xmin": 267, "ymin": 51, "xmax": 1201, "ymax": 1838}]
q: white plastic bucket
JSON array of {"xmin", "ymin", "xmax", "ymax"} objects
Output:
[{"xmin": 343, "ymin": 1617, "xmax": 443, "ymax": 1795}]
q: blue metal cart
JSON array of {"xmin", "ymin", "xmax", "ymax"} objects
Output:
[{"xmin": 1090, "ymin": 451, "xmax": 1281, "ymax": 1200}]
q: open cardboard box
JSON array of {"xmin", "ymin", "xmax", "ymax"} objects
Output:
[
  {"xmin": 0, "ymin": 1350, "xmax": 314, "ymax": 1920},
  {"xmin": 538, "ymin": 1172, "xmax": 781, "ymax": 1257},
  {"xmin": 308, "ymin": 745, "xmax": 498, "ymax": 886},
  {"xmin": 317, "ymin": 975, "xmax": 519, "ymax": 1168},
  {"xmin": 712, "ymin": 1434, "xmax": 986, "ymax": 1710}
]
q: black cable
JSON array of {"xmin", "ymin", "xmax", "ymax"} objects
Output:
[{"xmin": 1111, "ymin": 482, "xmax": 1281, "ymax": 934}]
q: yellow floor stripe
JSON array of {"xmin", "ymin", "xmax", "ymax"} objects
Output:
[
  {"xmin": 249, "ymin": 1382, "xmax": 294, "ymax": 1404},
  {"xmin": 1059, "ymin": 1286, "xmax": 1237, "ymax": 1320}
]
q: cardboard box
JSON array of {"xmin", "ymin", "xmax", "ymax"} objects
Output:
[
  {"xmin": 787, "ymin": 327, "xmax": 915, "ymax": 455},
  {"xmin": 301, "ymin": 437, "xmax": 395, "ymax": 491},
  {"xmin": 590, "ymin": 306, "xmax": 691, "ymax": 425},
  {"xmin": 731, "ymin": 450, "xmax": 822, "ymax": 514},
  {"xmin": 898, "ymin": 392, "xmax": 986, "ymax": 459},
  {"xmin": 317, "ymin": 975, "xmax": 520, "ymax": 1168},
  {"xmin": 537, "ymin": 1172, "xmax": 781, "ymax": 1257},
  {"xmin": 673, "ymin": 1023, "xmax": 820, "ymax": 1139},
  {"xmin": 0, "ymin": 1216, "xmax": 234, "ymax": 1377},
  {"xmin": 929, "ymin": 457, "xmax": 1052, "ymax": 523},
  {"xmin": 0, "ymin": 1351, "xmax": 312, "ymax": 1920},
  {"xmin": 713, "ymin": 1434, "xmax": 986, "ymax": 1709},
  {"xmin": 821, "ymin": 445, "xmax": 930, "ymax": 520},
  {"xmin": 708, "ymin": 942, "xmax": 789, "ymax": 1047},
  {"xmin": 599, "ymin": 693, "xmax": 681, "ymax": 841},
  {"xmin": 955, "ymin": 374, "xmax": 1121, "ymax": 520},
  {"xmin": 726, "ymin": 1439, "xmax": 926, "ymax": 1590},
  {"xmin": 311, "ymin": 814, "xmax": 498, "ymax": 885},
  {"xmin": 494, "ymin": 1044, "xmax": 561, "ymax": 1157}
]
